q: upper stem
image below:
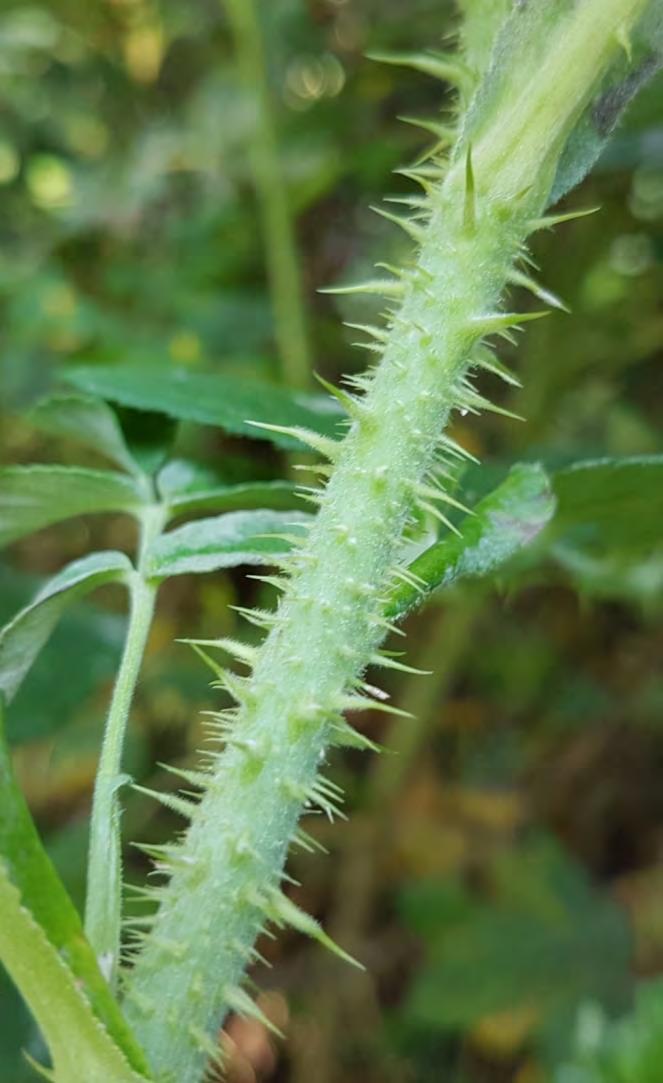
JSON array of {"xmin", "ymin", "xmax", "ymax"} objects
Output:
[
  {"xmin": 225, "ymin": 0, "xmax": 312, "ymax": 389},
  {"xmin": 85, "ymin": 505, "xmax": 164, "ymax": 988}
]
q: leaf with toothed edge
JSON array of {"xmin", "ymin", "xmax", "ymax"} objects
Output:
[
  {"xmin": 26, "ymin": 394, "xmax": 143, "ymax": 476},
  {"xmin": 157, "ymin": 466, "xmax": 302, "ymax": 519},
  {"xmin": 0, "ymin": 704, "xmax": 151, "ymax": 1078},
  {"xmin": 0, "ymin": 865, "xmax": 150, "ymax": 1083},
  {"xmin": 63, "ymin": 364, "xmax": 345, "ymax": 450},
  {"xmin": 387, "ymin": 463, "xmax": 555, "ymax": 620},
  {"xmin": 0, "ymin": 466, "xmax": 147, "ymax": 548},
  {"xmin": 145, "ymin": 510, "xmax": 312, "ymax": 579},
  {"xmin": 0, "ymin": 552, "xmax": 133, "ymax": 704}
]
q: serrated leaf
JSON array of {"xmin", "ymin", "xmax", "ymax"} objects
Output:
[
  {"xmin": 0, "ymin": 863, "xmax": 149, "ymax": 1082},
  {"xmin": 0, "ymin": 706, "xmax": 150, "ymax": 1079},
  {"xmin": 146, "ymin": 510, "xmax": 311, "ymax": 578},
  {"xmin": 113, "ymin": 406, "xmax": 178, "ymax": 476},
  {"xmin": 0, "ymin": 562, "xmax": 125, "ymax": 746},
  {"xmin": 388, "ymin": 463, "xmax": 555, "ymax": 620},
  {"xmin": 63, "ymin": 364, "xmax": 344, "ymax": 449},
  {"xmin": 0, "ymin": 552, "xmax": 132, "ymax": 704},
  {"xmin": 0, "ymin": 466, "xmax": 147, "ymax": 547},
  {"xmin": 26, "ymin": 394, "xmax": 142, "ymax": 476},
  {"xmin": 158, "ymin": 465, "xmax": 301, "ymax": 518}
]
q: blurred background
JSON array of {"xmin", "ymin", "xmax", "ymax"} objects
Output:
[{"xmin": 1, "ymin": 1, "xmax": 663, "ymax": 1081}]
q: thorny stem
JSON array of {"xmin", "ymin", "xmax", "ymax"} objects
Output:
[
  {"xmin": 291, "ymin": 596, "xmax": 483, "ymax": 1083},
  {"xmin": 85, "ymin": 506, "xmax": 164, "ymax": 989},
  {"xmin": 225, "ymin": 0, "xmax": 312, "ymax": 389},
  {"xmin": 124, "ymin": 3, "xmax": 655, "ymax": 1079}
]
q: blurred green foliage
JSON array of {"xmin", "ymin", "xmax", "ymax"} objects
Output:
[{"xmin": 1, "ymin": 2, "xmax": 663, "ymax": 1082}]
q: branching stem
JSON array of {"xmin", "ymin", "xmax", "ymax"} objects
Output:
[{"xmin": 85, "ymin": 506, "xmax": 164, "ymax": 988}]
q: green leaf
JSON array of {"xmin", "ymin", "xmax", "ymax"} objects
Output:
[
  {"xmin": 388, "ymin": 463, "xmax": 555, "ymax": 620},
  {"xmin": 552, "ymin": 456, "xmax": 663, "ymax": 553},
  {"xmin": 547, "ymin": 456, "xmax": 663, "ymax": 600},
  {"xmin": 0, "ymin": 552, "xmax": 132, "ymax": 704},
  {"xmin": 146, "ymin": 510, "xmax": 311, "ymax": 578},
  {"xmin": 0, "ymin": 466, "xmax": 147, "ymax": 547},
  {"xmin": 465, "ymin": 0, "xmax": 663, "ymax": 209},
  {"xmin": 0, "ymin": 562, "xmax": 125, "ymax": 746},
  {"xmin": 113, "ymin": 406, "xmax": 178, "ymax": 476},
  {"xmin": 26, "ymin": 394, "xmax": 142, "ymax": 476},
  {"xmin": 63, "ymin": 364, "xmax": 344, "ymax": 449},
  {"xmin": 557, "ymin": 979, "xmax": 663, "ymax": 1083},
  {"xmin": 0, "ymin": 705, "xmax": 150, "ymax": 1079},
  {"xmin": 401, "ymin": 837, "xmax": 631, "ymax": 1033},
  {"xmin": 0, "ymin": 866, "xmax": 149, "ymax": 1082},
  {"xmin": 0, "ymin": 969, "xmax": 36, "ymax": 1083},
  {"xmin": 157, "ymin": 461, "xmax": 301, "ymax": 518},
  {"xmin": 550, "ymin": 5, "xmax": 663, "ymax": 204}
]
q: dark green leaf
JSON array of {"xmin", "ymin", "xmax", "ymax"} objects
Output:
[
  {"xmin": 388, "ymin": 463, "xmax": 555, "ymax": 620},
  {"xmin": 158, "ymin": 460, "xmax": 301, "ymax": 518},
  {"xmin": 546, "ymin": 456, "xmax": 663, "ymax": 600},
  {"xmin": 26, "ymin": 393, "xmax": 142, "ymax": 476},
  {"xmin": 0, "ymin": 562, "xmax": 125, "ymax": 746},
  {"xmin": 63, "ymin": 364, "xmax": 345, "ymax": 449},
  {"xmin": 113, "ymin": 405, "xmax": 179, "ymax": 476},
  {"xmin": 0, "ymin": 552, "xmax": 132, "ymax": 704},
  {"xmin": 0, "ymin": 705, "xmax": 151, "ymax": 1078},
  {"xmin": 0, "ymin": 970, "xmax": 36, "ymax": 1083},
  {"xmin": 146, "ymin": 510, "xmax": 311, "ymax": 578},
  {"xmin": 0, "ymin": 466, "xmax": 147, "ymax": 547},
  {"xmin": 552, "ymin": 456, "xmax": 663, "ymax": 552},
  {"xmin": 401, "ymin": 838, "xmax": 631, "ymax": 1033}
]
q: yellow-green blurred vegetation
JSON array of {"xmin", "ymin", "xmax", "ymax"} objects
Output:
[{"xmin": 1, "ymin": 2, "xmax": 663, "ymax": 1081}]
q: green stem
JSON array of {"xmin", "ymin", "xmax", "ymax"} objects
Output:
[
  {"xmin": 85, "ymin": 507, "xmax": 164, "ymax": 989},
  {"xmin": 225, "ymin": 0, "xmax": 312, "ymax": 388},
  {"xmin": 124, "ymin": 3, "xmax": 653, "ymax": 1079},
  {"xmin": 291, "ymin": 599, "xmax": 482, "ymax": 1083}
]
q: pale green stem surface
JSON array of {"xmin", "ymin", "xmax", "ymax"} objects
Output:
[
  {"xmin": 225, "ymin": 0, "xmax": 311, "ymax": 388},
  {"xmin": 124, "ymin": 3, "xmax": 653, "ymax": 1080},
  {"xmin": 458, "ymin": 0, "xmax": 511, "ymax": 76},
  {"xmin": 85, "ymin": 507, "xmax": 164, "ymax": 988}
]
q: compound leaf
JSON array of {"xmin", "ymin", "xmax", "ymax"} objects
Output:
[
  {"xmin": 0, "ymin": 466, "xmax": 147, "ymax": 548},
  {"xmin": 64, "ymin": 364, "xmax": 344, "ymax": 450},
  {"xmin": 26, "ymin": 394, "xmax": 142, "ymax": 476},
  {"xmin": 146, "ymin": 510, "xmax": 311, "ymax": 578},
  {"xmin": 0, "ymin": 552, "xmax": 132, "ymax": 704}
]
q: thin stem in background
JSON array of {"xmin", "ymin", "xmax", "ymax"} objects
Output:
[
  {"xmin": 84, "ymin": 505, "xmax": 164, "ymax": 989},
  {"xmin": 224, "ymin": 0, "xmax": 312, "ymax": 389}
]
